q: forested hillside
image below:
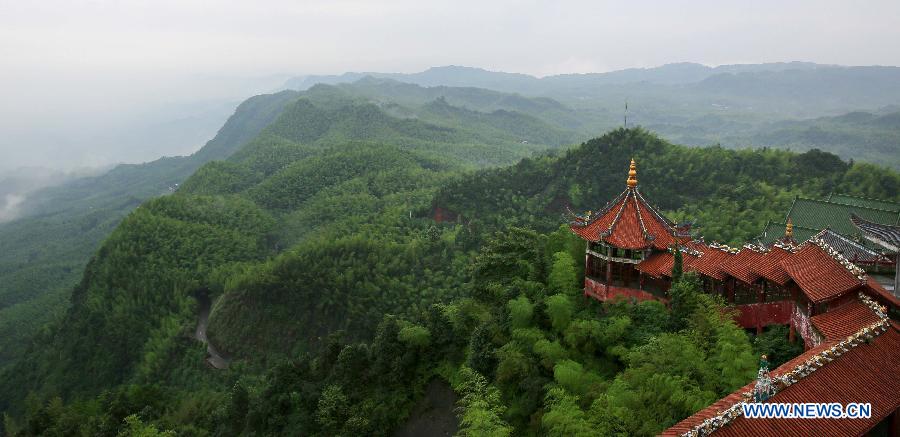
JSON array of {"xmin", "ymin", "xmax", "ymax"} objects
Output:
[
  {"xmin": 0, "ymin": 90, "xmax": 300, "ymax": 371},
  {"xmin": 2, "ymin": 122, "xmax": 897, "ymax": 435},
  {"xmin": 0, "ymin": 86, "xmax": 583, "ymax": 412},
  {"xmin": 740, "ymin": 110, "xmax": 900, "ymax": 170},
  {"xmin": 433, "ymin": 128, "xmax": 900, "ymax": 244},
  {"xmin": 0, "ymin": 82, "xmax": 575, "ymax": 374}
]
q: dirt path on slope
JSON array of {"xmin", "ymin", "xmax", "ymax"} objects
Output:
[{"xmin": 194, "ymin": 292, "xmax": 231, "ymax": 370}]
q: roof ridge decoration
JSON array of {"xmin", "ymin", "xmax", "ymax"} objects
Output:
[
  {"xmin": 594, "ymin": 190, "xmax": 627, "ymax": 220},
  {"xmin": 632, "ymin": 189, "xmax": 654, "ymax": 242},
  {"xmin": 708, "ymin": 241, "xmax": 740, "ymax": 254},
  {"xmin": 809, "ymin": 233, "xmax": 867, "ymax": 282},
  {"xmin": 741, "ymin": 243, "xmax": 770, "ymax": 253},
  {"xmin": 603, "ymin": 190, "xmax": 631, "ymax": 238},
  {"xmin": 669, "ymin": 244, "xmax": 702, "ymax": 258},
  {"xmin": 771, "ymin": 240, "xmax": 798, "ymax": 253},
  {"xmin": 679, "ymin": 292, "xmax": 890, "ymax": 437}
]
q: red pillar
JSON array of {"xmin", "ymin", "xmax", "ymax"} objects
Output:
[{"xmin": 726, "ymin": 279, "xmax": 735, "ymax": 304}]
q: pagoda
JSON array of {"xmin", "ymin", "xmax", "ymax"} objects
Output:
[{"xmin": 569, "ymin": 159, "xmax": 691, "ymax": 301}]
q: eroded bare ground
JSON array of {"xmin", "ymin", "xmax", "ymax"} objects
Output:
[{"xmin": 393, "ymin": 379, "xmax": 459, "ymax": 437}]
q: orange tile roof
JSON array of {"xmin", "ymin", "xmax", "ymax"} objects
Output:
[
  {"xmin": 636, "ymin": 242, "xmax": 722, "ymax": 280},
  {"xmin": 663, "ymin": 321, "xmax": 900, "ymax": 437},
  {"xmin": 689, "ymin": 245, "xmax": 735, "ymax": 281},
  {"xmin": 781, "ymin": 243, "xmax": 865, "ymax": 303},
  {"xmin": 570, "ymin": 188, "xmax": 683, "ymax": 250},
  {"xmin": 748, "ymin": 246, "xmax": 795, "ymax": 285},
  {"xmin": 721, "ymin": 247, "xmax": 769, "ymax": 284},
  {"xmin": 810, "ymin": 300, "xmax": 882, "ymax": 341},
  {"xmin": 635, "ymin": 250, "xmax": 675, "ymax": 278}
]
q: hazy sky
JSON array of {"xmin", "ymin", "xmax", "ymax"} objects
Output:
[{"xmin": 2, "ymin": 0, "xmax": 900, "ymax": 171}]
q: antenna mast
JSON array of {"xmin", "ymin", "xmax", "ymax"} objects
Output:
[{"xmin": 624, "ymin": 101, "xmax": 628, "ymax": 128}]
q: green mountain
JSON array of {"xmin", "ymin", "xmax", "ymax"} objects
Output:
[
  {"xmin": 732, "ymin": 110, "xmax": 900, "ymax": 169},
  {"xmin": 0, "ymin": 82, "xmax": 584, "ymax": 382},
  {"xmin": 3, "ymin": 119, "xmax": 898, "ymax": 436},
  {"xmin": 0, "ymin": 90, "xmax": 300, "ymax": 370},
  {"xmin": 285, "ymin": 65, "xmax": 900, "ymax": 171},
  {"xmin": 432, "ymin": 129, "xmax": 900, "ymax": 244},
  {"xmin": 0, "ymin": 81, "xmax": 590, "ymax": 377}
]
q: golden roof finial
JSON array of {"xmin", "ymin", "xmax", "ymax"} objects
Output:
[
  {"xmin": 785, "ymin": 218, "xmax": 794, "ymax": 238},
  {"xmin": 626, "ymin": 158, "xmax": 638, "ymax": 188}
]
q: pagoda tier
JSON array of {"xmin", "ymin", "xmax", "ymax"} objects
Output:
[{"xmin": 569, "ymin": 159, "xmax": 689, "ymax": 250}]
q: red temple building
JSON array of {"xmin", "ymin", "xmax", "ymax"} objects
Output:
[
  {"xmin": 569, "ymin": 159, "xmax": 691, "ymax": 302},
  {"xmin": 570, "ymin": 159, "xmax": 899, "ymax": 343},
  {"xmin": 570, "ymin": 159, "xmax": 900, "ymax": 436}
]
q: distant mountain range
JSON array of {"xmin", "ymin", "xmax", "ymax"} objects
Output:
[
  {"xmin": 285, "ymin": 62, "xmax": 830, "ymax": 90},
  {"xmin": 284, "ymin": 62, "xmax": 900, "ymax": 120}
]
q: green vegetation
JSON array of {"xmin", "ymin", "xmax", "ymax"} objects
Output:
[
  {"xmin": 0, "ymin": 82, "xmax": 571, "ymax": 374},
  {"xmin": 3, "ymin": 224, "xmax": 763, "ymax": 436},
  {"xmin": 1, "ymin": 74, "xmax": 899, "ymax": 436},
  {"xmin": 433, "ymin": 128, "xmax": 899, "ymax": 245}
]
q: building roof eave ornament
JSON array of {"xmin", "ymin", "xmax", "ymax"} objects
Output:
[{"xmin": 626, "ymin": 158, "xmax": 638, "ymax": 188}]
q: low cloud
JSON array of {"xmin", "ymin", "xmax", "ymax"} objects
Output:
[{"xmin": 0, "ymin": 194, "xmax": 26, "ymax": 223}]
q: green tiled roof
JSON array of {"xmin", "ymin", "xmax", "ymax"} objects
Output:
[
  {"xmin": 827, "ymin": 193, "xmax": 900, "ymax": 213},
  {"xmin": 757, "ymin": 220, "xmax": 818, "ymax": 245},
  {"xmin": 785, "ymin": 197, "xmax": 900, "ymax": 239}
]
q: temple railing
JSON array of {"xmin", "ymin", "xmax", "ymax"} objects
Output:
[
  {"xmin": 584, "ymin": 276, "xmax": 668, "ymax": 300},
  {"xmin": 586, "ymin": 249, "xmax": 642, "ymax": 265}
]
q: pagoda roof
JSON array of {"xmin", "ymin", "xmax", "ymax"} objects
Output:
[
  {"xmin": 570, "ymin": 159, "xmax": 690, "ymax": 250},
  {"xmin": 570, "ymin": 187, "xmax": 685, "ymax": 250},
  {"xmin": 851, "ymin": 213, "xmax": 900, "ymax": 252}
]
